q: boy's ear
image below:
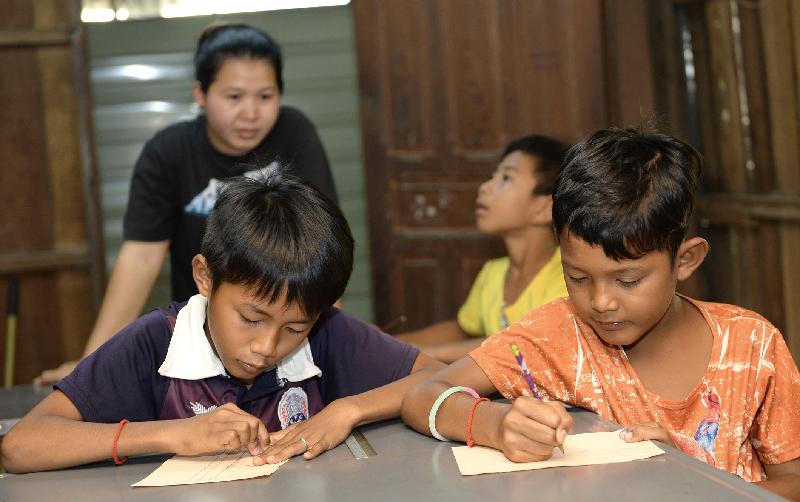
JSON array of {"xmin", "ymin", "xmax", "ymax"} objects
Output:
[
  {"xmin": 675, "ymin": 237, "xmax": 708, "ymax": 281},
  {"xmin": 529, "ymin": 195, "xmax": 553, "ymax": 226},
  {"xmin": 192, "ymin": 254, "xmax": 213, "ymax": 297},
  {"xmin": 192, "ymin": 82, "xmax": 206, "ymax": 108}
]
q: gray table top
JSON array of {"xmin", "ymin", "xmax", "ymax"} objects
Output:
[
  {"xmin": 0, "ymin": 408, "xmax": 784, "ymax": 501},
  {"xmin": 0, "ymin": 384, "xmax": 51, "ymax": 437},
  {"xmin": 0, "ymin": 384, "xmax": 51, "ymax": 420}
]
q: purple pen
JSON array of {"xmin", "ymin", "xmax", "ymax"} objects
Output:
[
  {"xmin": 510, "ymin": 343, "xmax": 542, "ymax": 399},
  {"xmin": 511, "ymin": 343, "xmax": 565, "ymax": 454}
]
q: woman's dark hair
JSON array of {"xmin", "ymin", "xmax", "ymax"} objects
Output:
[
  {"xmin": 502, "ymin": 135, "xmax": 570, "ymax": 195},
  {"xmin": 201, "ymin": 168, "xmax": 353, "ymax": 317},
  {"xmin": 552, "ymin": 127, "xmax": 702, "ymax": 261},
  {"xmin": 194, "ymin": 23, "xmax": 283, "ymax": 93}
]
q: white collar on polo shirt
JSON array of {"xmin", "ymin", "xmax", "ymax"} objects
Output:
[{"xmin": 158, "ymin": 294, "xmax": 321, "ymax": 382}]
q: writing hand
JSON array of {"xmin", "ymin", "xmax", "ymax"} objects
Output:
[{"xmin": 497, "ymin": 397, "xmax": 572, "ymax": 462}]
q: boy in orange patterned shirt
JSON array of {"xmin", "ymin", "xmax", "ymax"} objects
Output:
[{"xmin": 401, "ymin": 128, "xmax": 800, "ymax": 500}]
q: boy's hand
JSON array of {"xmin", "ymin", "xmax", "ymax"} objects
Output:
[
  {"xmin": 174, "ymin": 402, "xmax": 269, "ymax": 457},
  {"xmin": 619, "ymin": 421, "xmax": 677, "ymax": 448},
  {"xmin": 256, "ymin": 398, "xmax": 360, "ymax": 465},
  {"xmin": 497, "ymin": 397, "xmax": 572, "ymax": 462}
]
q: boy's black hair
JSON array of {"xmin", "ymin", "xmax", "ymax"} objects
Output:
[
  {"xmin": 194, "ymin": 23, "xmax": 283, "ymax": 93},
  {"xmin": 552, "ymin": 127, "xmax": 702, "ymax": 261},
  {"xmin": 201, "ymin": 168, "xmax": 353, "ymax": 317},
  {"xmin": 502, "ymin": 135, "xmax": 570, "ymax": 195}
]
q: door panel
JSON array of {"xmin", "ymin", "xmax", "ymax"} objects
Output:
[{"xmin": 354, "ymin": 0, "xmax": 657, "ymax": 328}]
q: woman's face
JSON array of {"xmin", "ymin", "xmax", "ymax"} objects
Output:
[{"xmin": 194, "ymin": 57, "xmax": 281, "ymax": 156}]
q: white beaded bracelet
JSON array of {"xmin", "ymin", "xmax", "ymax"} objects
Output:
[{"xmin": 428, "ymin": 386, "xmax": 480, "ymax": 441}]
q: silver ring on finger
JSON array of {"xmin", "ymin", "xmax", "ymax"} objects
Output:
[{"xmin": 299, "ymin": 437, "xmax": 309, "ymax": 451}]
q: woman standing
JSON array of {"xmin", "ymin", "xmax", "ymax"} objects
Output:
[{"xmin": 37, "ymin": 23, "xmax": 337, "ymax": 383}]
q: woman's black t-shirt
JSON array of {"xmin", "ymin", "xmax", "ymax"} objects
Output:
[{"xmin": 123, "ymin": 106, "xmax": 337, "ymax": 301}]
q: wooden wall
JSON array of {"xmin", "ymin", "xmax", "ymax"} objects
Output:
[
  {"xmin": 0, "ymin": 0, "xmax": 102, "ymax": 383},
  {"xmin": 666, "ymin": 0, "xmax": 800, "ymax": 361}
]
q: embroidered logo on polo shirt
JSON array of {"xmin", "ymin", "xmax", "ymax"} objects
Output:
[
  {"xmin": 189, "ymin": 401, "xmax": 218, "ymax": 415},
  {"xmin": 277, "ymin": 387, "xmax": 309, "ymax": 429}
]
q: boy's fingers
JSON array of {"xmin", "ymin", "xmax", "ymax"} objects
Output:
[
  {"xmin": 556, "ymin": 428, "xmax": 567, "ymax": 445},
  {"xmin": 302, "ymin": 440, "xmax": 327, "ymax": 460},
  {"xmin": 501, "ymin": 415, "xmax": 562, "ymax": 461},
  {"xmin": 222, "ymin": 430, "xmax": 242, "ymax": 451},
  {"xmin": 620, "ymin": 422, "xmax": 667, "ymax": 443},
  {"xmin": 247, "ymin": 417, "xmax": 269, "ymax": 455},
  {"xmin": 515, "ymin": 398, "xmax": 567, "ymax": 431},
  {"xmin": 268, "ymin": 424, "xmax": 296, "ymax": 443},
  {"xmin": 513, "ymin": 417, "xmax": 563, "ymax": 447},
  {"xmin": 509, "ymin": 399, "xmax": 571, "ymax": 453},
  {"xmin": 214, "ymin": 417, "xmax": 258, "ymax": 453},
  {"xmin": 268, "ymin": 429, "xmax": 289, "ymax": 443},
  {"xmin": 258, "ymin": 421, "xmax": 270, "ymax": 449},
  {"xmin": 247, "ymin": 440, "xmax": 263, "ymax": 456},
  {"xmin": 544, "ymin": 400, "xmax": 573, "ymax": 435},
  {"xmin": 229, "ymin": 419, "xmax": 256, "ymax": 449},
  {"xmin": 213, "ymin": 405, "xmax": 268, "ymax": 450},
  {"xmin": 502, "ymin": 432, "xmax": 556, "ymax": 462},
  {"xmin": 262, "ymin": 437, "xmax": 308, "ymax": 464}
]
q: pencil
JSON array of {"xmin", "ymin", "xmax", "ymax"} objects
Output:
[
  {"xmin": 510, "ymin": 343, "xmax": 565, "ymax": 454},
  {"xmin": 510, "ymin": 343, "xmax": 541, "ymax": 399}
]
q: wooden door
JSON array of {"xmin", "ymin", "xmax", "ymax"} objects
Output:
[
  {"xmin": 353, "ymin": 0, "xmax": 660, "ymax": 329},
  {"xmin": 0, "ymin": 0, "xmax": 102, "ymax": 383}
]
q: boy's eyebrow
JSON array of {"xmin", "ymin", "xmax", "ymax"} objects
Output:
[
  {"xmin": 221, "ymin": 84, "xmax": 278, "ymax": 92},
  {"xmin": 616, "ymin": 267, "xmax": 646, "ymax": 274},
  {"xmin": 242, "ymin": 303, "xmax": 313, "ymax": 324},
  {"xmin": 561, "ymin": 260, "xmax": 645, "ymax": 274}
]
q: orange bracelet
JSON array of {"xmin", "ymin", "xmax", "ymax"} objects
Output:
[
  {"xmin": 466, "ymin": 397, "xmax": 489, "ymax": 447},
  {"xmin": 113, "ymin": 418, "xmax": 130, "ymax": 465}
]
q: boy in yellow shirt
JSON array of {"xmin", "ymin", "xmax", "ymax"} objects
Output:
[{"xmin": 397, "ymin": 136, "xmax": 569, "ymax": 362}]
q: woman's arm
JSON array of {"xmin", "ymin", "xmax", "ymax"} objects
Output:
[{"xmin": 35, "ymin": 240, "xmax": 169, "ymax": 384}]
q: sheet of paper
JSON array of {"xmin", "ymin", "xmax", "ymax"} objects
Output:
[
  {"xmin": 452, "ymin": 430, "xmax": 664, "ymax": 476},
  {"xmin": 132, "ymin": 451, "xmax": 287, "ymax": 487}
]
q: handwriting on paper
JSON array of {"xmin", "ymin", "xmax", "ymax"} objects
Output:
[
  {"xmin": 452, "ymin": 430, "xmax": 664, "ymax": 476},
  {"xmin": 132, "ymin": 451, "xmax": 286, "ymax": 487}
]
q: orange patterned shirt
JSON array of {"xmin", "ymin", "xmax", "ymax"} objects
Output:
[{"xmin": 470, "ymin": 296, "xmax": 800, "ymax": 481}]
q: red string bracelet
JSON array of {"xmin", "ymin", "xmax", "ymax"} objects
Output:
[
  {"xmin": 113, "ymin": 418, "xmax": 130, "ymax": 465},
  {"xmin": 466, "ymin": 397, "xmax": 489, "ymax": 447}
]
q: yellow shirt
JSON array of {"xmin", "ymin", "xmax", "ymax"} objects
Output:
[{"xmin": 457, "ymin": 248, "xmax": 567, "ymax": 337}]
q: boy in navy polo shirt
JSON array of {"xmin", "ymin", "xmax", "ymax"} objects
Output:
[{"xmin": 2, "ymin": 170, "xmax": 441, "ymax": 473}]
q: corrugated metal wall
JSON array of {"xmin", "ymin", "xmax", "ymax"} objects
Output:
[{"xmin": 86, "ymin": 5, "xmax": 373, "ymax": 321}]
